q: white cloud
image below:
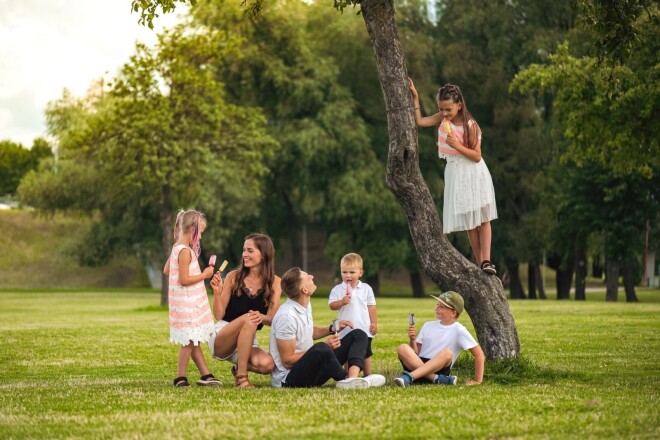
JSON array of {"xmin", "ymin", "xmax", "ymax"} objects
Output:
[{"xmin": 0, "ymin": 0, "xmax": 184, "ymax": 147}]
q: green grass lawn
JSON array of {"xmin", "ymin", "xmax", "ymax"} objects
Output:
[{"xmin": 1, "ymin": 290, "xmax": 658, "ymax": 439}]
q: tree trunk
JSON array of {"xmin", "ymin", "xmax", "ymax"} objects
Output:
[
  {"xmin": 622, "ymin": 259, "xmax": 639, "ymax": 302},
  {"xmin": 536, "ymin": 263, "xmax": 547, "ymax": 299},
  {"xmin": 605, "ymin": 259, "xmax": 619, "ymax": 302},
  {"xmin": 160, "ymin": 183, "xmax": 173, "ymax": 306},
  {"xmin": 365, "ymin": 272, "xmax": 381, "ymax": 297},
  {"xmin": 287, "ymin": 216, "xmax": 303, "ymax": 268},
  {"xmin": 410, "ymin": 271, "xmax": 425, "ymax": 298},
  {"xmin": 556, "ymin": 258, "xmax": 574, "ymax": 300},
  {"xmin": 574, "ymin": 240, "xmax": 587, "ymax": 301},
  {"xmin": 528, "ymin": 261, "xmax": 537, "ymax": 299},
  {"xmin": 361, "ymin": 0, "xmax": 519, "ymax": 361},
  {"xmin": 506, "ymin": 260, "xmax": 526, "ymax": 299}
]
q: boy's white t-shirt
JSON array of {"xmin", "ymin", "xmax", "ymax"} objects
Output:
[
  {"xmin": 328, "ymin": 280, "xmax": 376, "ymax": 338},
  {"xmin": 417, "ymin": 321, "xmax": 478, "ymax": 367}
]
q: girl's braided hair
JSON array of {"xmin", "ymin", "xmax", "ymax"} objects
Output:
[{"xmin": 437, "ymin": 84, "xmax": 479, "ymax": 150}]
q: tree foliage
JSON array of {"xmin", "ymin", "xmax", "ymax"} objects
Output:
[
  {"xmin": 0, "ymin": 139, "xmax": 52, "ymax": 196},
  {"xmin": 19, "ymin": 25, "xmax": 277, "ymax": 301}
]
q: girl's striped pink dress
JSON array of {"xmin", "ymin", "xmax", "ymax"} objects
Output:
[{"xmin": 168, "ymin": 244, "xmax": 215, "ymax": 346}]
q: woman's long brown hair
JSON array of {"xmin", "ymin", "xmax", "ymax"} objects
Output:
[{"xmin": 231, "ymin": 233, "xmax": 276, "ymax": 308}]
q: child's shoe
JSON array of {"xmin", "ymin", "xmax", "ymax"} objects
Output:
[
  {"xmin": 481, "ymin": 260, "xmax": 497, "ymax": 275},
  {"xmin": 173, "ymin": 376, "xmax": 190, "ymax": 387},
  {"xmin": 433, "ymin": 374, "xmax": 458, "ymax": 385},
  {"xmin": 197, "ymin": 374, "xmax": 222, "ymax": 386},
  {"xmin": 393, "ymin": 371, "xmax": 413, "ymax": 387}
]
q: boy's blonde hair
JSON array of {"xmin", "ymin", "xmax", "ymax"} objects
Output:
[{"xmin": 341, "ymin": 253, "xmax": 363, "ymax": 268}]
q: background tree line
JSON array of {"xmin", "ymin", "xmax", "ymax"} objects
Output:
[{"xmin": 7, "ymin": 0, "xmax": 658, "ymax": 304}]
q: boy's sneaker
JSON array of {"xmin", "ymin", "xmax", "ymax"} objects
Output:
[
  {"xmin": 364, "ymin": 374, "xmax": 386, "ymax": 388},
  {"xmin": 393, "ymin": 371, "xmax": 413, "ymax": 388},
  {"xmin": 434, "ymin": 374, "xmax": 458, "ymax": 385},
  {"xmin": 336, "ymin": 377, "xmax": 369, "ymax": 390}
]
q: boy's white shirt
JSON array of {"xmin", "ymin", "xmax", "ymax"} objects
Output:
[
  {"xmin": 416, "ymin": 320, "xmax": 478, "ymax": 367},
  {"xmin": 328, "ymin": 280, "xmax": 376, "ymax": 338}
]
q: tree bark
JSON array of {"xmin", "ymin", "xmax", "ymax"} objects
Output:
[
  {"xmin": 161, "ymin": 183, "xmax": 173, "ymax": 306},
  {"xmin": 622, "ymin": 259, "xmax": 639, "ymax": 302},
  {"xmin": 574, "ymin": 240, "xmax": 587, "ymax": 301},
  {"xmin": 605, "ymin": 259, "xmax": 619, "ymax": 302},
  {"xmin": 536, "ymin": 263, "xmax": 547, "ymax": 299},
  {"xmin": 506, "ymin": 260, "xmax": 526, "ymax": 299},
  {"xmin": 410, "ymin": 271, "xmax": 425, "ymax": 298},
  {"xmin": 361, "ymin": 0, "xmax": 519, "ymax": 360},
  {"xmin": 556, "ymin": 258, "xmax": 574, "ymax": 300},
  {"xmin": 528, "ymin": 261, "xmax": 537, "ymax": 299},
  {"xmin": 365, "ymin": 272, "xmax": 381, "ymax": 297}
]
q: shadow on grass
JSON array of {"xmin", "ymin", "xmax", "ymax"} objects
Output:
[{"xmin": 455, "ymin": 356, "xmax": 581, "ymax": 385}]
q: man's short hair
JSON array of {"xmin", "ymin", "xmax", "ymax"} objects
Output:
[{"xmin": 281, "ymin": 267, "xmax": 303, "ymax": 300}]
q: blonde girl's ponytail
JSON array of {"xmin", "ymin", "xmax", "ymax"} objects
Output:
[{"xmin": 173, "ymin": 209, "xmax": 186, "ymax": 241}]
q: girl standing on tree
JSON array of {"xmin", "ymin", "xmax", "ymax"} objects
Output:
[{"xmin": 410, "ymin": 80, "xmax": 498, "ymax": 275}]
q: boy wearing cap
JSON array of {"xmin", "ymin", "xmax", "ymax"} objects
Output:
[{"xmin": 394, "ymin": 291, "xmax": 484, "ymax": 387}]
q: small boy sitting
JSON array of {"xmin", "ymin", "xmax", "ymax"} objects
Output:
[{"xmin": 394, "ymin": 291, "xmax": 484, "ymax": 386}]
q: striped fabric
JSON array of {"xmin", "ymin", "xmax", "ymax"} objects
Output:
[
  {"xmin": 437, "ymin": 120, "xmax": 482, "ymax": 159},
  {"xmin": 168, "ymin": 244, "xmax": 215, "ymax": 346}
]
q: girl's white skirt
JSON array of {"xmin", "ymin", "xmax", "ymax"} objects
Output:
[{"xmin": 443, "ymin": 155, "xmax": 498, "ymax": 233}]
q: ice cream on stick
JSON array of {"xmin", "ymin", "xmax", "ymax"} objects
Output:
[
  {"xmin": 208, "ymin": 255, "xmax": 216, "ymax": 267},
  {"xmin": 218, "ymin": 260, "xmax": 228, "ymax": 272},
  {"xmin": 444, "ymin": 120, "xmax": 451, "ymax": 134}
]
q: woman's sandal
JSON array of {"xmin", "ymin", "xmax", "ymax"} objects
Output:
[
  {"xmin": 173, "ymin": 376, "xmax": 190, "ymax": 387},
  {"xmin": 481, "ymin": 260, "xmax": 497, "ymax": 275},
  {"xmin": 234, "ymin": 374, "xmax": 256, "ymax": 389},
  {"xmin": 197, "ymin": 374, "xmax": 222, "ymax": 387}
]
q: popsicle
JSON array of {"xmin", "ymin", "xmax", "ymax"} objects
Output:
[
  {"xmin": 444, "ymin": 120, "xmax": 451, "ymax": 134},
  {"xmin": 331, "ymin": 319, "xmax": 339, "ymax": 334},
  {"xmin": 218, "ymin": 260, "xmax": 228, "ymax": 272},
  {"xmin": 408, "ymin": 313, "xmax": 415, "ymax": 326},
  {"xmin": 208, "ymin": 255, "xmax": 216, "ymax": 267}
]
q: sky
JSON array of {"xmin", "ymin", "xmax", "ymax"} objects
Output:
[{"xmin": 0, "ymin": 0, "xmax": 183, "ymax": 148}]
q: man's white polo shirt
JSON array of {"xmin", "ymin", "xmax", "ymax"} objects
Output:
[{"xmin": 270, "ymin": 298, "xmax": 314, "ymax": 387}]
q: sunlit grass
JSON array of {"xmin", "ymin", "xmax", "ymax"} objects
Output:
[{"xmin": 0, "ymin": 290, "xmax": 658, "ymax": 438}]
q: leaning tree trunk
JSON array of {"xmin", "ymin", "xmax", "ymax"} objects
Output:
[
  {"xmin": 361, "ymin": 0, "xmax": 519, "ymax": 360},
  {"xmin": 160, "ymin": 182, "xmax": 173, "ymax": 306}
]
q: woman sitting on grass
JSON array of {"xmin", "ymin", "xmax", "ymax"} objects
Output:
[{"xmin": 208, "ymin": 233, "xmax": 281, "ymax": 388}]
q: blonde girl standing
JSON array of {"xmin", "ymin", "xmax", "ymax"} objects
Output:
[
  {"xmin": 165, "ymin": 209, "xmax": 221, "ymax": 386},
  {"xmin": 410, "ymin": 81, "xmax": 498, "ymax": 275}
]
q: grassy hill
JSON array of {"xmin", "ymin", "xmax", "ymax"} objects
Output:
[{"xmin": 0, "ymin": 210, "xmax": 149, "ymax": 289}]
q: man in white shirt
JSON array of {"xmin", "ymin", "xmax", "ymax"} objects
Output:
[{"xmin": 270, "ymin": 267, "xmax": 385, "ymax": 389}]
